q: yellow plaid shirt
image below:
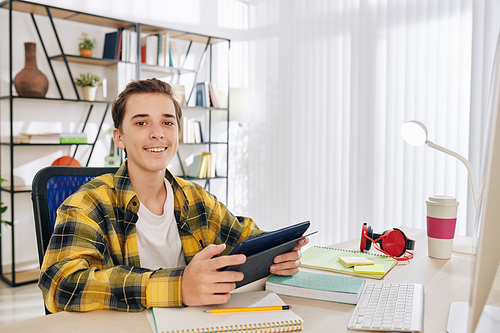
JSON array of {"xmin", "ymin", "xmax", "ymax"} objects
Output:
[{"xmin": 38, "ymin": 162, "xmax": 263, "ymax": 313}]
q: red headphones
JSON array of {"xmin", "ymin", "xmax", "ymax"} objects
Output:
[{"xmin": 360, "ymin": 223, "xmax": 415, "ymax": 261}]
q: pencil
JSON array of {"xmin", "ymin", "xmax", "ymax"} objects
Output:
[{"xmin": 205, "ymin": 305, "xmax": 291, "ymax": 313}]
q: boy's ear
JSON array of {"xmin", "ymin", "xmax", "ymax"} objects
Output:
[{"xmin": 113, "ymin": 128, "xmax": 125, "ymax": 150}]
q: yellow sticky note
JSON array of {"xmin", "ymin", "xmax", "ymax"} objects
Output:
[{"xmin": 353, "ymin": 263, "xmax": 386, "ymax": 275}]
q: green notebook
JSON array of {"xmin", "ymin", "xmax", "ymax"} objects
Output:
[
  {"xmin": 300, "ymin": 245, "xmax": 397, "ymax": 280},
  {"xmin": 266, "ymin": 271, "xmax": 365, "ymax": 305}
]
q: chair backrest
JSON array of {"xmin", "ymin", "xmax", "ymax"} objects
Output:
[{"xmin": 31, "ymin": 166, "xmax": 118, "ymax": 268}]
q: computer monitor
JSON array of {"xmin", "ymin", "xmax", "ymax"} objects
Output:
[{"xmin": 446, "ymin": 30, "xmax": 500, "ymax": 333}]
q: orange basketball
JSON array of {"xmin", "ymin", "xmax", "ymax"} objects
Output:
[{"xmin": 52, "ymin": 156, "xmax": 81, "ymax": 166}]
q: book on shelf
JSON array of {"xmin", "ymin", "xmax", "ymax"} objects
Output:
[
  {"xmin": 169, "ymin": 40, "xmax": 179, "ymax": 67},
  {"xmin": 20, "ymin": 133, "xmax": 59, "ymax": 144},
  {"xmin": 13, "ymin": 134, "xmax": 30, "ymax": 144},
  {"xmin": 188, "ymin": 152, "xmax": 216, "ymax": 178},
  {"xmin": 145, "ymin": 34, "xmax": 159, "ymax": 65},
  {"xmin": 188, "ymin": 155, "xmax": 203, "ymax": 178},
  {"xmin": 171, "ymin": 84, "xmax": 186, "ymax": 105},
  {"xmin": 158, "ymin": 32, "xmax": 170, "ymax": 66},
  {"xmin": 59, "ymin": 132, "xmax": 87, "ymax": 144},
  {"xmin": 151, "ymin": 291, "xmax": 303, "ymax": 333},
  {"xmin": 266, "ymin": 270, "xmax": 365, "ymax": 305},
  {"xmin": 300, "ymin": 245, "xmax": 397, "ymax": 280},
  {"xmin": 103, "ymin": 31, "xmax": 121, "ymax": 59},
  {"xmin": 181, "ymin": 117, "xmax": 203, "ymax": 143},
  {"xmin": 196, "ymin": 82, "xmax": 221, "ymax": 108},
  {"xmin": 19, "ymin": 132, "xmax": 87, "ymax": 144},
  {"xmin": 129, "ymin": 30, "xmax": 138, "ymax": 63},
  {"xmin": 116, "ymin": 30, "xmax": 122, "ymax": 60}
]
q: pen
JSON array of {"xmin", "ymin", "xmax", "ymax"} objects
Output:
[{"xmin": 205, "ymin": 305, "xmax": 292, "ymax": 313}]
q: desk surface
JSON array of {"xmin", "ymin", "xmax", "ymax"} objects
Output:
[{"xmin": 4, "ymin": 227, "xmax": 500, "ymax": 332}]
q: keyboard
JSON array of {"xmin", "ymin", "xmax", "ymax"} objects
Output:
[{"xmin": 347, "ymin": 283, "xmax": 424, "ymax": 332}]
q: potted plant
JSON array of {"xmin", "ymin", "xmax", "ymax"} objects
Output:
[
  {"xmin": 78, "ymin": 32, "xmax": 97, "ymax": 57},
  {"xmin": 75, "ymin": 73, "xmax": 102, "ymax": 101},
  {"xmin": 0, "ymin": 178, "xmax": 12, "ymax": 235}
]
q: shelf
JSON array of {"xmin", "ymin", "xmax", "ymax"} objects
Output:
[
  {"xmin": 140, "ymin": 63, "xmax": 197, "ymax": 75},
  {"xmin": 140, "ymin": 23, "xmax": 229, "ymax": 45},
  {"xmin": 0, "ymin": 142, "xmax": 94, "ymax": 146},
  {"xmin": 1, "ymin": 268, "xmax": 40, "ymax": 287},
  {"xmin": 50, "ymin": 54, "xmax": 128, "ymax": 66},
  {"xmin": 0, "ymin": 0, "xmax": 136, "ymax": 29},
  {"xmin": 183, "ymin": 176, "xmax": 228, "ymax": 180},
  {"xmin": 0, "ymin": 96, "xmax": 112, "ymax": 104},
  {"xmin": 182, "ymin": 105, "xmax": 228, "ymax": 111},
  {"xmin": 1, "ymin": 185, "xmax": 31, "ymax": 193},
  {"xmin": 179, "ymin": 142, "xmax": 228, "ymax": 145}
]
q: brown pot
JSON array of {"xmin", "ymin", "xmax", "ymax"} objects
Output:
[
  {"xmin": 14, "ymin": 42, "xmax": 49, "ymax": 98},
  {"xmin": 80, "ymin": 49, "xmax": 92, "ymax": 57}
]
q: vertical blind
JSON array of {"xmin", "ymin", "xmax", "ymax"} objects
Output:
[{"xmin": 229, "ymin": 0, "xmax": 500, "ymax": 246}]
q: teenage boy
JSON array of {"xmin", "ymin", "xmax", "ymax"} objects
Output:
[{"xmin": 39, "ymin": 78, "xmax": 308, "ymax": 313}]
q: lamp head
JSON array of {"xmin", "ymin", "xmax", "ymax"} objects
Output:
[{"xmin": 401, "ymin": 120, "xmax": 428, "ymax": 146}]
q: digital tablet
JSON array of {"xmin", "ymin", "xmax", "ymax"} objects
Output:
[{"xmin": 221, "ymin": 220, "xmax": 315, "ymax": 288}]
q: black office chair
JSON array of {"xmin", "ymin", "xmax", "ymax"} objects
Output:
[{"xmin": 31, "ymin": 166, "xmax": 118, "ymax": 314}]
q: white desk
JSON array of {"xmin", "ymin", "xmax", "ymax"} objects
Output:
[{"xmin": 3, "ymin": 228, "xmax": 500, "ymax": 332}]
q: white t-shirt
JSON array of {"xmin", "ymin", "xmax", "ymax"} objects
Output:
[{"xmin": 136, "ymin": 179, "xmax": 186, "ymax": 270}]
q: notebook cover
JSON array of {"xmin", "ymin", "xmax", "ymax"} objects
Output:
[
  {"xmin": 300, "ymin": 245, "xmax": 397, "ymax": 280},
  {"xmin": 266, "ymin": 271, "xmax": 365, "ymax": 305},
  {"xmin": 151, "ymin": 291, "xmax": 303, "ymax": 333}
]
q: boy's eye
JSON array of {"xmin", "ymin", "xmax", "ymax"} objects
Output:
[
  {"xmin": 164, "ymin": 121, "xmax": 174, "ymax": 125},
  {"xmin": 136, "ymin": 121, "xmax": 146, "ymax": 126}
]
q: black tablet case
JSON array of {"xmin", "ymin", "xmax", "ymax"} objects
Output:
[
  {"xmin": 220, "ymin": 221, "xmax": 311, "ymax": 288},
  {"xmin": 224, "ymin": 237, "xmax": 302, "ymax": 288}
]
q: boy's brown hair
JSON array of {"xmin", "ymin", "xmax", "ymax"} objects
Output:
[{"xmin": 111, "ymin": 78, "xmax": 183, "ymax": 133}]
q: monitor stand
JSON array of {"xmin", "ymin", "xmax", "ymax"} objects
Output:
[{"xmin": 447, "ymin": 302, "xmax": 500, "ymax": 333}]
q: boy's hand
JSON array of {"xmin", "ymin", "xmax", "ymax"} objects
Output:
[
  {"xmin": 181, "ymin": 243, "xmax": 246, "ymax": 306},
  {"xmin": 270, "ymin": 237, "xmax": 309, "ymax": 276}
]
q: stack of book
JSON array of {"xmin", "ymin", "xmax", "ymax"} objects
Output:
[
  {"xmin": 196, "ymin": 82, "xmax": 221, "ymax": 108},
  {"xmin": 181, "ymin": 118, "xmax": 203, "ymax": 143},
  {"xmin": 188, "ymin": 152, "xmax": 216, "ymax": 178},
  {"xmin": 15, "ymin": 133, "xmax": 87, "ymax": 144},
  {"xmin": 266, "ymin": 271, "xmax": 365, "ymax": 305},
  {"xmin": 140, "ymin": 33, "xmax": 179, "ymax": 67},
  {"xmin": 102, "ymin": 29, "xmax": 138, "ymax": 63}
]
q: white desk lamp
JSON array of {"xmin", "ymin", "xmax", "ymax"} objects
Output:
[{"xmin": 401, "ymin": 120, "xmax": 483, "ymax": 208}]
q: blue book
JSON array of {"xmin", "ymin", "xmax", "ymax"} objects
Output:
[
  {"xmin": 266, "ymin": 270, "xmax": 365, "ymax": 305},
  {"xmin": 102, "ymin": 31, "xmax": 120, "ymax": 59}
]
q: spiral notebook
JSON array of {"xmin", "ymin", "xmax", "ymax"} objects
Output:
[
  {"xmin": 151, "ymin": 291, "xmax": 303, "ymax": 333},
  {"xmin": 300, "ymin": 245, "xmax": 397, "ymax": 279}
]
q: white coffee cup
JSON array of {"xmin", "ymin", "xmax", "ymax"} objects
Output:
[{"xmin": 426, "ymin": 195, "xmax": 459, "ymax": 259}]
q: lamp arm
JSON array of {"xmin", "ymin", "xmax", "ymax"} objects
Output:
[{"xmin": 426, "ymin": 140, "xmax": 479, "ymax": 207}]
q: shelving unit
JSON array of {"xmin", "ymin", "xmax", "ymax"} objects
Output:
[{"xmin": 0, "ymin": 0, "xmax": 230, "ymax": 286}]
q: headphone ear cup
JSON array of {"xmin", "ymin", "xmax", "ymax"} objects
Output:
[
  {"xmin": 360, "ymin": 223, "xmax": 373, "ymax": 251},
  {"xmin": 380, "ymin": 229, "xmax": 406, "ymax": 257}
]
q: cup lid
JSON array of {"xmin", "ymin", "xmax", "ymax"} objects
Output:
[{"xmin": 426, "ymin": 195, "xmax": 459, "ymax": 206}]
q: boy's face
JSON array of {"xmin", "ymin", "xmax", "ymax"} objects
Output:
[{"xmin": 113, "ymin": 92, "xmax": 179, "ymax": 175}]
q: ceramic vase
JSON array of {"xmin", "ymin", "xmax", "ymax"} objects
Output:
[
  {"xmin": 82, "ymin": 86, "xmax": 98, "ymax": 101},
  {"xmin": 14, "ymin": 42, "xmax": 49, "ymax": 97}
]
